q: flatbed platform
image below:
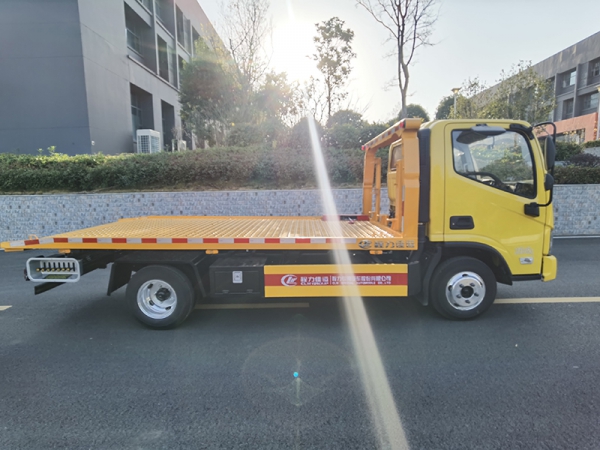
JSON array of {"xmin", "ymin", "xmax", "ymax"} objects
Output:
[{"xmin": 2, "ymin": 216, "xmax": 414, "ymax": 252}]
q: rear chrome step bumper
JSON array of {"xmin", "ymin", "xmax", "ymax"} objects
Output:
[{"xmin": 26, "ymin": 257, "xmax": 81, "ymax": 283}]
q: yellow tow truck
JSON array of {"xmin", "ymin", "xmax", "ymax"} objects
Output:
[{"xmin": 1, "ymin": 118, "xmax": 558, "ymax": 328}]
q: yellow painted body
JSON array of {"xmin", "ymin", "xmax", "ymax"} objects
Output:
[
  {"xmin": 363, "ymin": 118, "xmax": 556, "ymax": 282},
  {"xmin": 1, "ymin": 216, "xmax": 412, "ymax": 252},
  {"xmin": 424, "ymin": 119, "xmax": 556, "ymax": 279},
  {"xmin": 362, "ymin": 118, "xmax": 422, "ymax": 246},
  {"xmin": 264, "ymin": 264, "xmax": 408, "ymax": 297},
  {"xmin": 3, "ymin": 118, "xmax": 557, "ymax": 285}
]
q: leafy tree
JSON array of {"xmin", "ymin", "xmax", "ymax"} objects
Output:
[
  {"xmin": 288, "ymin": 117, "xmax": 324, "ymax": 149},
  {"xmin": 356, "ymin": 0, "xmax": 439, "ymax": 119},
  {"xmin": 435, "ymin": 95, "xmax": 454, "ymax": 119},
  {"xmin": 452, "ymin": 77, "xmax": 490, "ymax": 119},
  {"xmin": 404, "ymin": 104, "xmax": 430, "ymax": 122},
  {"xmin": 255, "ymin": 72, "xmax": 303, "ymax": 127},
  {"xmin": 480, "ymin": 61, "xmax": 555, "ymax": 124},
  {"xmin": 312, "ymin": 17, "xmax": 356, "ymax": 120},
  {"xmin": 453, "ymin": 62, "xmax": 555, "ymax": 124},
  {"xmin": 179, "ymin": 39, "xmax": 240, "ymax": 146},
  {"xmin": 324, "ymin": 110, "xmax": 366, "ymax": 149},
  {"xmin": 326, "ymin": 110, "xmax": 364, "ymax": 128}
]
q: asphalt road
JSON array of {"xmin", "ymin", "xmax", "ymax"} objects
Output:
[{"xmin": 1, "ymin": 239, "xmax": 599, "ymax": 449}]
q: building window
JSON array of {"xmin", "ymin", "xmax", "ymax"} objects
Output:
[
  {"xmin": 156, "ymin": 0, "xmax": 168, "ymax": 25},
  {"xmin": 582, "ymin": 92, "xmax": 599, "ymax": 111},
  {"xmin": 562, "ymin": 98, "xmax": 574, "ymax": 119},
  {"xmin": 131, "ymin": 92, "xmax": 143, "ymax": 134},
  {"xmin": 161, "ymin": 101, "xmax": 175, "ymax": 150},
  {"xmin": 178, "ymin": 55, "xmax": 186, "ymax": 86},
  {"xmin": 176, "ymin": 7, "xmax": 184, "ymax": 43},
  {"xmin": 131, "ymin": 85, "xmax": 154, "ymax": 140},
  {"xmin": 561, "ymin": 70, "xmax": 576, "ymax": 88},
  {"xmin": 176, "ymin": 7, "xmax": 191, "ymax": 52},
  {"xmin": 168, "ymin": 42, "xmax": 176, "ymax": 85},
  {"xmin": 157, "ymin": 36, "xmax": 169, "ymax": 81},
  {"xmin": 592, "ymin": 60, "xmax": 600, "ymax": 78},
  {"xmin": 137, "ymin": 0, "xmax": 152, "ymax": 11},
  {"xmin": 192, "ymin": 27, "xmax": 200, "ymax": 54},
  {"xmin": 126, "ymin": 18, "xmax": 142, "ymax": 54}
]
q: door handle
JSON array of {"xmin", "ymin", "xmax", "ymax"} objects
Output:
[{"xmin": 450, "ymin": 216, "xmax": 475, "ymax": 230}]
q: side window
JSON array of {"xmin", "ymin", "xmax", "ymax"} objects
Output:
[
  {"xmin": 389, "ymin": 142, "xmax": 402, "ymax": 171},
  {"xmin": 452, "ymin": 130, "xmax": 536, "ymax": 198}
]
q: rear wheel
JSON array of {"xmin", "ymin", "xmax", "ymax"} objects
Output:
[
  {"xmin": 430, "ymin": 257, "xmax": 497, "ymax": 320},
  {"xmin": 126, "ymin": 265, "xmax": 195, "ymax": 329}
]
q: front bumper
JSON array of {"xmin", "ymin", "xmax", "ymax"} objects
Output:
[{"xmin": 542, "ymin": 255, "xmax": 557, "ymax": 281}]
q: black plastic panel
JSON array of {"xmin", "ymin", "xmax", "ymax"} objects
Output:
[{"xmin": 209, "ymin": 256, "xmax": 267, "ymax": 295}]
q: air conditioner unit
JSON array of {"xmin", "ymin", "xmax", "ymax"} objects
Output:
[
  {"xmin": 171, "ymin": 139, "xmax": 187, "ymax": 152},
  {"xmin": 136, "ymin": 129, "xmax": 161, "ymax": 154}
]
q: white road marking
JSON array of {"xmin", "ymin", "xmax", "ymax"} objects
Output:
[
  {"xmin": 0, "ymin": 306, "xmax": 13, "ymax": 311},
  {"xmin": 554, "ymin": 235, "xmax": 600, "ymax": 239},
  {"xmin": 195, "ymin": 302, "xmax": 309, "ymax": 310},
  {"xmin": 496, "ymin": 297, "xmax": 600, "ymax": 304}
]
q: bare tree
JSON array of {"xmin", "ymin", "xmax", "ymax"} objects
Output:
[
  {"xmin": 220, "ymin": 0, "xmax": 271, "ymax": 93},
  {"xmin": 301, "ymin": 76, "xmax": 328, "ymax": 124},
  {"xmin": 356, "ymin": 0, "xmax": 438, "ymax": 119}
]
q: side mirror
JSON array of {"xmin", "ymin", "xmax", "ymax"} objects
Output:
[
  {"xmin": 544, "ymin": 173, "xmax": 554, "ymax": 191},
  {"xmin": 545, "ymin": 138, "xmax": 556, "ymax": 171}
]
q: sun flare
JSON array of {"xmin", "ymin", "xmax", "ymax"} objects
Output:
[{"xmin": 271, "ymin": 20, "xmax": 316, "ymax": 82}]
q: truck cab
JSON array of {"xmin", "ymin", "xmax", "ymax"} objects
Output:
[{"xmin": 362, "ymin": 118, "xmax": 557, "ymax": 318}]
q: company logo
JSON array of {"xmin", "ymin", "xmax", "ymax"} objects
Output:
[
  {"xmin": 358, "ymin": 240, "xmax": 372, "ymax": 249},
  {"xmin": 281, "ymin": 275, "xmax": 298, "ymax": 287}
]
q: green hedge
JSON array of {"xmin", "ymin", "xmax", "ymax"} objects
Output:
[
  {"xmin": 0, "ymin": 147, "xmax": 372, "ymax": 193},
  {"xmin": 3, "ymin": 145, "xmax": 600, "ymax": 194},
  {"xmin": 555, "ymin": 141, "xmax": 583, "ymax": 161},
  {"xmin": 554, "ymin": 166, "xmax": 600, "ymax": 184},
  {"xmin": 583, "ymin": 139, "xmax": 600, "ymax": 149}
]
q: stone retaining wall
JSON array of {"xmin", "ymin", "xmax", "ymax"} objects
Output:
[{"xmin": 1, "ymin": 185, "xmax": 598, "ymax": 242}]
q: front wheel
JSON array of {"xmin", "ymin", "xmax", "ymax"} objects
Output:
[
  {"xmin": 430, "ymin": 257, "xmax": 497, "ymax": 320},
  {"xmin": 126, "ymin": 265, "xmax": 195, "ymax": 329}
]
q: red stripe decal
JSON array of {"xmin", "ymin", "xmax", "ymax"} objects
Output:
[
  {"xmin": 265, "ymin": 273, "xmax": 407, "ymax": 287},
  {"xmin": 24, "ymin": 239, "xmax": 39, "ymax": 246},
  {"xmin": 204, "ymin": 238, "xmax": 219, "ymax": 244},
  {"xmin": 54, "ymin": 238, "xmax": 68, "ymax": 243},
  {"xmin": 295, "ymin": 238, "xmax": 311, "ymax": 244},
  {"xmin": 83, "ymin": 238, "xmax": 97, "ymax": 243},
  {"xmin": 112, "ymin": 238, "xmax": 127, "ymax": 244},
  {"xmin": 265, "ymin": 238, "xmax": 280, "ymax": 244},
  {"xmin": 172, "ymin": 238, "xmax": 188, "ymax": 244},
  {"xmin": 142, "ymin": 238, "xmax": 157, "ymax": 244},
  {"xmin": 234, "ymin": 238, "xmax": 250, "ymax": 244}
]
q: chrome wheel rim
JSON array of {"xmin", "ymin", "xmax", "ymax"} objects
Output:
[
  {"xmin": 137, "ymin": 279, "xmax": 177, "ymax": 319},
  {"xmin": 445, "ymin": 271, "xmax": 485, "ymax": 311}
]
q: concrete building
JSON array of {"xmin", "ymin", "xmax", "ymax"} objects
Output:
[
  {"xmin": 0, "ymin": 0, "xmax": 219, "ymax": 155},
  {"xmin": 532, "ymin": 30, "xmax": 600, "ymax": 143}
]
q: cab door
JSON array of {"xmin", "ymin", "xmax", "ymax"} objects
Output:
[{"xmin": 443, "ymin": 123, "xmax": 547, "ymax": 275}]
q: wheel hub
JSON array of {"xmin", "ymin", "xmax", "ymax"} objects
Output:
[
  {"xmin": 137, "ymin": 280, "xmax": 178, "ymax": 319},
  {"xmin": 445, "ymin": 271, "xmax": 486, "ymax": 311}
]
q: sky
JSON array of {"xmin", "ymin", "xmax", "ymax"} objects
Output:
[{"xmin": 199, "ymin": 0, "xmax": 600, "ymax": 123}]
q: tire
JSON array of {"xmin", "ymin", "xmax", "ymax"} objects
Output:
[
  {"xmin": 126, "ymin": 265, "xmax": 195, "ymax": 329},
  {"xmin": 429, "ymin": 256, "xmax": 497, "ymax": 320}
]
